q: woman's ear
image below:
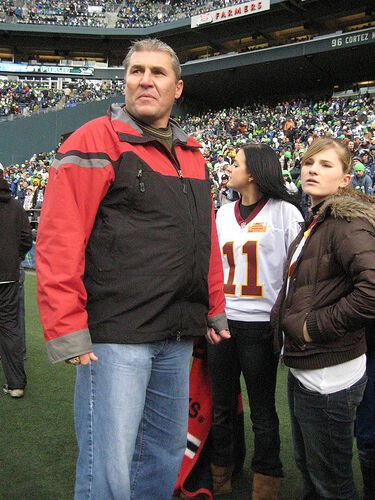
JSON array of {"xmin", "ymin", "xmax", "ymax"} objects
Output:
[{"xmin": 339, "ymin": 174, "xmax": 351, "ymax": 189}]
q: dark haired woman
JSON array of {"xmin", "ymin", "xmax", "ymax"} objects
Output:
[
  {"xmin": 208, "ymin": 144, "xmax": 303, "ymax": 498},
  {"xmin": 271, "ymin": 137, "xmax": 375, "ymax": 499}
]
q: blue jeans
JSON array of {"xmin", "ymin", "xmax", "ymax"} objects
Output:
[
  {"xmin": 356, "ymin": 351, "xmax": 375, "ymax": 499},
  {"xmin": 207, "ymin": 320, "xmax": 282, "ymax": 477},
  {"xmin": 74, "ymin": 338, "xmax": 193, "ymax": 500},
  {"xmin": 288, "ymin": 370, "xmax": 367, "ymax": 500}
]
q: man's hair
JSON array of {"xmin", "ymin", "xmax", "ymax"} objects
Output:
[{"xmin": 123, "ymin": 38, "xmax": 181, "ymax": 82}]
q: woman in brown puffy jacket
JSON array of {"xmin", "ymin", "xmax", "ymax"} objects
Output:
[{"xmin": 271, "ymin": 137, "xmax": 375, "ymax": 500}]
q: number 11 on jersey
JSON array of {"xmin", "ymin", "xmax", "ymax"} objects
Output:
[{"xmin": 222, "ymin": 241, "xmax": 263, "ymax": 297}]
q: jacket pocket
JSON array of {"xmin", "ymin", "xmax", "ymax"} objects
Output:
[{"xmin": 282, "ymin": 311, "xmax": 309, "ymax": 350}]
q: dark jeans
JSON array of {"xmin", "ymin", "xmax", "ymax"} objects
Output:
[
  {"xmin": 207, "ymin": 320, "xmax": 283, "ymax": 477},
  {"xmin": 288, "ymin": 370, "xmax": 367, "ymax": 500},
  {"xmin": 356, "ymin": 351, "xmax": 375, "ymax": 499},
  {"xmin": 0, "ymin": 282, "xmax": 27, "ymax": 389}
]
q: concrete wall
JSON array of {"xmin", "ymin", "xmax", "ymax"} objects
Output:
[{"xmin": 0, "ymin": 96, "xmax": 119, "ymax": 166}]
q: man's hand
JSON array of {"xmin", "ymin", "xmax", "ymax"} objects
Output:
[
  {"xmin": 206, "ymin": 327, "xmax": 231, "ymax": 345},
  {"xmin": 79, "ymin": 352, "xmax": 99, "ymax": 365}
]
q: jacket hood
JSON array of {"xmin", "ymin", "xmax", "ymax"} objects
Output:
[
  {"xmin": 317, "ymin": 188, "xmax": 375, "ymax": 231},
  {"xmin": 0, "ymin": 178, "xmax": 11, "ymax": 202},
  {"xmin": 108, "ymin": 103, "xmax": 201, "ymax": 148}
]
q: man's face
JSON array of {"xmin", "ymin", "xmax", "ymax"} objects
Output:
[
  {"xmin": 124, "ymin": 50, "xmax": 183, "ymax": 129},
  {"xmin": 348, "ymin": 141, "xmax": 354, "ymax": 151},
  {"xmin": 355, "ymin": 170, "xmax": 364, "ymax": 178}
]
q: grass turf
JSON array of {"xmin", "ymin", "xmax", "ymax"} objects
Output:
[{"xmin": 0, "ymin": 273, "xmax": 363, "ymax": 499}]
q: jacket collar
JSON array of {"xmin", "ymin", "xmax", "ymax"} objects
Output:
[
  {"xmin": 109, "ymin": 103, "xmax": 201, "ymax": 149},
  {"xmin": 315, "ymin": 188, "xmax": 375, "ymax": 230}
]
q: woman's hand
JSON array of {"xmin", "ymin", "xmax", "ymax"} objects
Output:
[{"xmin": 303, "ymin": 322, "xmax": 312, "ymax": 342}]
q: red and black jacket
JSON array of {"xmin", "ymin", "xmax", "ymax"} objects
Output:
[{"xmin": 36, "ymin": 104, "xmax": 227, "ymax": 363}]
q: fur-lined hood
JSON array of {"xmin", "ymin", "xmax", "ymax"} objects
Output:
[{"xmin": 316, "ymin": 188, "xmax": 375, "ymax": 231}]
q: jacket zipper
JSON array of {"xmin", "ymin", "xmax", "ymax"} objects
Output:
[{"xmin": 137, "ymin": 169, "xmax": 145, "ymax": 192}]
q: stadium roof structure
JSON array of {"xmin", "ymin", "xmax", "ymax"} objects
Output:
[{"xmin": 0, "ymin": 0, "xmax": 373, "ymax": 106}]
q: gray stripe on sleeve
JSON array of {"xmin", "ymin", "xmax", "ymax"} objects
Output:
[
  {"xmin": 46, "ymin": 328, "xmax": 92, "ymax": 364},
  {"xmin": 207, "ymin": 313, "xmax": 229, "ymax": 333},
  {"xmin": 51, "ymin": 156, "xmax": 111, "ymax": 170}
]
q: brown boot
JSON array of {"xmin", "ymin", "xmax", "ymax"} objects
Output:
[
  {"xmin": 210, "ymin": 464, "xmax": 234, "ymax": 496},
  {"xmin": 252, "ymin": 473, "xmax": 280, "ymax": 500}
]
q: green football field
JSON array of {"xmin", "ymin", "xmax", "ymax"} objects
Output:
[{"xmin": 0, "ymin": 273, "xmax": 363, "ymax": 499}]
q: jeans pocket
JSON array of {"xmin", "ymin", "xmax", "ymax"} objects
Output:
[
  {"xmin": 346, "ymin": 375, "xmax": 368, "ymax": 415},
  {"xmin": 296, "ymin": 379, "xmax": 320, "ymax": 395},
  {"xmin": 324, "ymin": 375, "xmax": 368, "ymax": 423}
]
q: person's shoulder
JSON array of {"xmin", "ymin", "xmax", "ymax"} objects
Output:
[
  {"xmin": 267, "ymin": 198, "xmax": 303, "ymax": 220},
  {"xmin": 58, "ymin": 114, "xmax": 112, "ymax": 155},
  {"xmin": 74, "ymin": 114, "xmax": 109, "ymax": 136},
  {"xmin": 7, "ymin": 196, "xmax": 26, "ymax": 214}
]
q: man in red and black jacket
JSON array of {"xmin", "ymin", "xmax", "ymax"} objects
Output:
[{"xmin": 36, "ymin": 38, "xmax": 229, "ymax": 500}]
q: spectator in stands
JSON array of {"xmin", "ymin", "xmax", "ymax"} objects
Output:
[
  {"xmin": 361, "ymin": 151, "xmax": 373, "ymax": 174},
  {"xmin": 283, "ymin": 169, "xmax": 298, "ymax": 194},
  {"xmin": 351, "ymin": 163, "xmax": 373, "ymax": 194},
  {"xmin": 214, "ymin": 153, "xmax": 230, "ymax": 182},
  {"xmin": 33, "ymin": 180, "xmax": 45, "ymax": 208},
  {"xmin": 23, "ymin": 186, "xmax": 34, "ymax": 210},
  {"xmin": 16, "ymin": 180, "xmax": 29, "ymax": 206},
  {"xmin": 218, "ymin": 173, "xmax": 234, "ymax": 207}
]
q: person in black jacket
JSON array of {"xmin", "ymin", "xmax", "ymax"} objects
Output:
[{"xmin": 0, "ymin": 178, "xmax": 32, "ymax": 398}]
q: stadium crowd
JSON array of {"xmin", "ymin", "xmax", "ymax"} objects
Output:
[
  {"xmin": 1, "ymin": 94, "xmax": 374, "ymax": 211},
  {"xmin": 1, "ymin": 0, "xmax": 118, "ymax": 27},
  {"xmin": 1, "ymin": 0, "xmax": 249, "ymax": 28},
  {"xmin": 115, "ymin": 0, "xmax": 242, "ymax": 28},
  {"xmin": 0, "ymin": 78, "xmax": 124, "ymax": 118}
]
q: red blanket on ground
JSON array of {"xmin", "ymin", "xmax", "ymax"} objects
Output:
[{"xmin": 174, "ymin": 340, "xmax": 245, "ymax": 499}]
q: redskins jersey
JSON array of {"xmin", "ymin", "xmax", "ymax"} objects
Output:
[{"xmin": 216, "ymin": 197, "xmax": 303, "ymax": 321}]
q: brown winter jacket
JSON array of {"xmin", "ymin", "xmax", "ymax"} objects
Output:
[{"xmin": 271, "ymin": 189, "xmax": 375, "ymax": 370}]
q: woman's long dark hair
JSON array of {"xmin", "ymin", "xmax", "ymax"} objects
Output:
[{"xmin": 242, "ymin": 143, "xmax": 301, "ymax": 210}]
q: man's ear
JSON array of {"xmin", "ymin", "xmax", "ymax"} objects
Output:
[{"xmin": 175, "ymin": 80, "xmax": 183, "ymax": 100}]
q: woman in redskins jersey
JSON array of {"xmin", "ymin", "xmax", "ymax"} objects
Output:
[{"xmin": 207, "ymin": 144, "xmax": 303, "ymax": 499}]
